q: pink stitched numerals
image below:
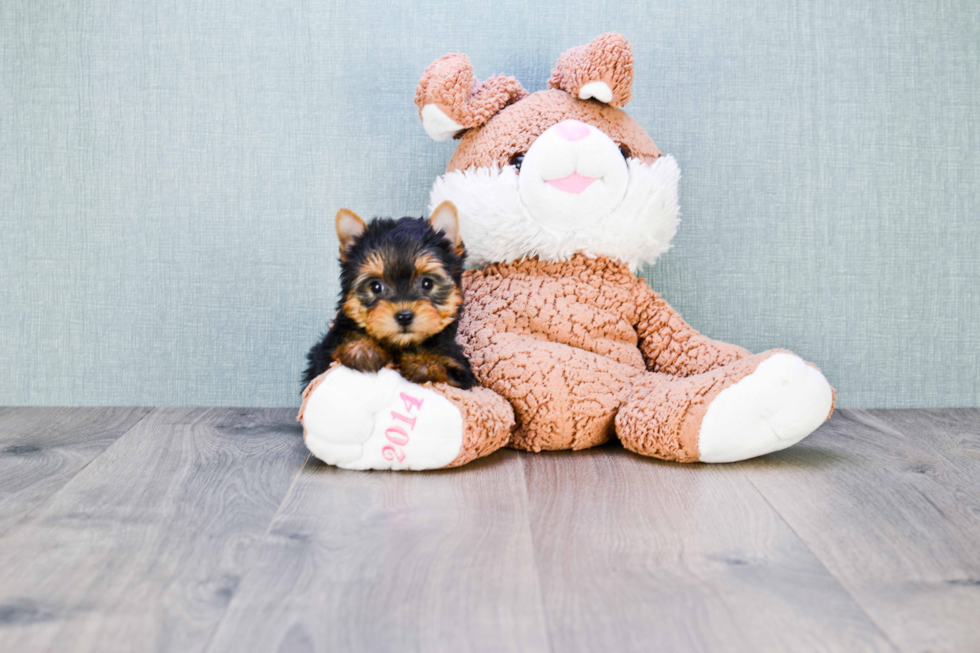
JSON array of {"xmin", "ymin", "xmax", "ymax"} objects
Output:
[
  {"xmin": 380, "ymin": 392, "xmax": 425, "ymax": 464},
  {"xmin": 400, "ymin": 392, "xmax": 424, "ymax": 412}
]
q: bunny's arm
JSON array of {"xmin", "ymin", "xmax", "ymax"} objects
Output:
[{"xmin": 632, "ymin": 281, "xmax": 750, "ymax": 377}]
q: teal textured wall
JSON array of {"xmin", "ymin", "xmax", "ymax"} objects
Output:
[{"xmin": 1, "ymin": 0, "xmax": 978, "ymax": 407}]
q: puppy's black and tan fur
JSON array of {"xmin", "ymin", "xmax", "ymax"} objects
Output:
[{"xmin": 303, "ymin": 201, "xmax": 476, "ymax": 390}]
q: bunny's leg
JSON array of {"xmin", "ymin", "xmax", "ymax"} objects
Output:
[
  {"xmin": 468, "ymin": 332, "xmax": 641, "ymax": 452},
  {"xmin": 616, "ymin": 351, "xmax": 834, "ymax": 463},
  {"xmin": 299, "ymin": 365, "xmax": 514, "ymax": 470}
]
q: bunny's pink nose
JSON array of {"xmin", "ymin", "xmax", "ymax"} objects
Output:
[{"xmin": 555, "ymin": 119, "xmax": 590, "ymax": 141}]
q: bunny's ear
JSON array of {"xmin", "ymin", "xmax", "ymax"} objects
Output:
[
  {"xmin": 415, "ymin": 53, "xmax": 528, "ymax": 141},
  {"xmin": 548, "ymin": 33, "xmax": 634, "ymax": 107}
]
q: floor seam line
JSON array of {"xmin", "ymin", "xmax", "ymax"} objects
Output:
[
  {"xmin": 738, "ymin": 458, "xmax": 905, "ymax": 653},
  {"xmin": 518, "ymin": 453, "xmax": 558, "ymax": 653},
  {"xmin": 262, "ymin": 452, "xmax": 312, "ymax": 538},
  {"xmin": 200, "ymin": 439, "xmax": 312, "ymax": 653},
  {"xmin": 0, "ymin": 406, "xmax": 157, "ymax": 542}
]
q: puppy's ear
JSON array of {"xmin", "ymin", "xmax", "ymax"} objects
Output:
[
  {"xmin": 335, "ymin": 209, "xmax": 366, "ymax": 258},
  {"xmin": 428, "ymin": 201, "xmax": 461, "ymax": 248}
]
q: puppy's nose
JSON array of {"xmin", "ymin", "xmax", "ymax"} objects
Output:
[{"xmin": 395, "ymin": 310, "xmax": 414, "ymax": 327}]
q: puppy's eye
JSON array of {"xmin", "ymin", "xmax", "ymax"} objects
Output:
[
  {"xmin": 369, "ymin": 280, "xmax": 384, "ymax": 295},
  {"xmin": 509, "ymin": 153, "xmax": 525, "ymax": 171},
  {"xmin": 618, "ymin": 143, "xmax": 631, "ymax": 160},
  {"xmin": 420, "ymin": 277, "xmax": 434, "ymax": 292}
]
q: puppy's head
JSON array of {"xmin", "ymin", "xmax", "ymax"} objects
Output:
[{"xmin": 335, "ymin": 202, "xmax": 465, "ymax": 347}]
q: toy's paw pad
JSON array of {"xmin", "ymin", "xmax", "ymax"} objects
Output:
[
  {"xmin": 301, "ymin": 368, "xmax": 463, "ymax": 470},
  {"xmin": 698, "ymin": 353, "xmax": 833, "ymax": 463}
]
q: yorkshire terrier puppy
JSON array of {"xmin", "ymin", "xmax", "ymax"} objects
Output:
[{"xmin": 302, "ymin": 201, "xmax": 477, "ymax": 390}]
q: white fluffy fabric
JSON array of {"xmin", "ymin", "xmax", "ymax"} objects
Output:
[{"xmin": 428, "ymin": 155, "xmax": 681, "ymax": 271}]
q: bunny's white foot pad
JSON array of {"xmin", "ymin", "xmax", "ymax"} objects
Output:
[
  {"xmin": 698, "ymin": 353, "xmax": 833, "ymax": 463},
  {"xmin": 301, "ymin": 367, "xmax": 463, "ymax": 470}
]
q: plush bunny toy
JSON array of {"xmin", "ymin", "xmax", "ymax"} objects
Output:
[{"xmin": 299, "ymin": 33, "xmax": 835, "ymax": 470}]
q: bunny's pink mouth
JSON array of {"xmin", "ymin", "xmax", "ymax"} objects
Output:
[{"xmin": 545, "ymin": 173, "xmax": 597, "ymax": 194}]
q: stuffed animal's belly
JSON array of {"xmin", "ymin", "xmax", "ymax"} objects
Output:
[
  {"xmin": 458, "ymin": 268, "xmax": 646, "ymax": 370},
  {"xmin": 458, "ymin": 259, "xmax": 651, "ymax": 451}
]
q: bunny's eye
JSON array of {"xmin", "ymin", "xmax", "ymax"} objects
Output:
[
  {"xmin": 509, "ymin": 153, "xmax": 525, "ymax": 171},
  {"xmin": 618, "ymin": 143, "xmax": 631, "ymax": 160}
]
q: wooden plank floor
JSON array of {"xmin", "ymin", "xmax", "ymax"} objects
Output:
[{"xmin": 0, "ymin": 408, "xmax": 977, "ymax": 653}]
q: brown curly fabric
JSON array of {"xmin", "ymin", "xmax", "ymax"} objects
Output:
[
  {"xmin": 457, "ymin": 255, "xmax": 764, "ymax": 455},
  {"xmin": 446, "ymin": 90, "xmax": 661, "ymax": 172},
  {"xmin": 436, "ymin": 383, "xmax": 515, "ymax": 467},
  {"xmin": 633, "ymin": 283, "xmax": 750, "ymax": 375},
  {"xmin": 615, "ymin": 350, "xmax": 787, "ymax": 462},
  {"xmin": 548, "ymin": 32, "xmax": 634, "ymax": 107},
  {"xmin": 414, "ymin": 53, "xmax": 527, "ymax": 130}
]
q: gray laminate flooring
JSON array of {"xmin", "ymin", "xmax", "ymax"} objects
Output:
[{"xmin": 0, "ymin": 407, "xmax": 977, "ymax": 653}]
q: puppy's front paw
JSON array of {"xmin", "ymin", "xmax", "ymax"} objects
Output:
[
  {"xmin": 334, "ymin": 336, "xmax": 390, "ymax": 373},
  {"xmin": 300, "ymin": 367, "xmax": 464, "ymax": 471},
  {"xmin": 397, "ymin": 350, "xmax": 449, "ymax": 385},
  {"xmin": 444, "ymin": 361, "xmax": 477, "ymax": 390}
]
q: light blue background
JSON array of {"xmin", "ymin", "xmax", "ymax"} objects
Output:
[{"xmin": 1, "ymin": 0, "xmax": 978, "ymax": 407}]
